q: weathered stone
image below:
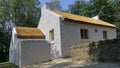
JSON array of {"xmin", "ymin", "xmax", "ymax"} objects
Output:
[{"xmin": 71, "ymin": 39, "xmax": 120, "ymax": 62}]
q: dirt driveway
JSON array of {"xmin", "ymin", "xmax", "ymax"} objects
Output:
[{"xmin": 23, "ymin": 58, "xmax": 120, "ymax": 68}]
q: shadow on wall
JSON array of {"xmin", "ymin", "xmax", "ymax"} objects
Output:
[
  {"xmin": 71, "ymin": 38, "xmax": 120, "ymax": 62},
  {"xmin": 51, "ymin": 46, "xmax": 61, "ymax": 58},
  {"xmin": 89, "ymin": 38, "xmax": 120, "ymax": 62}
]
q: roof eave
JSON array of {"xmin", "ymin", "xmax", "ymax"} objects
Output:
[{"xmin": 63, "ymin": 18, "xmax": 116, "ymax": 28}]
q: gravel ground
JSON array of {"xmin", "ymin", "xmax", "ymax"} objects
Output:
[{"xmin": 23, "ymin": 58, "xmax": 120, "ymax": 68}]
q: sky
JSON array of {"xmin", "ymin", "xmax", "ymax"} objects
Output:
[{"xmin": 40, "ymin": 0, "xmax": 88, "ymax": 10}]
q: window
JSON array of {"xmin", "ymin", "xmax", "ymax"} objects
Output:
[
  {"xmin": 103, "ymin": 31, "xmax": 107, "ymax": 40},
  {"xmin": 80, "ymin": 29, "xmax": 89, "ymax": 39},
  {"xmin": 94, "ymin": 29, "xmax": 98, "ymax": 33},
  {"xmin": 49, "ymin": 29, "xmax": 54, "ymax": 42}
]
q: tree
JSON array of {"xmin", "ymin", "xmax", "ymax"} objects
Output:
[
  {"xmin": 0, "ymin": 0, "xmax": 9, "ymax": 25},
  {"xmin": 0, "ymin": 27, "xmax": 10, "ymax": 62},
  {"xmin": 0, "ymin": 0, "xmax": 41, "ymax": 62},
  {"xmin": 114, "ymin": 0, "xmax": 120, "ymax": 37},
  {"xmin": 9, "ymin": 0, "xmax": 41, "ymax": 27},
  {"xmin": 47, "ymin": 0, "xmax": 62, "ymax": 11},
  {"xmin": 68, "ymin": 0, "xmax": 84, "ymax": 15},
  {"xmin": 69, "ymin": 0, "xmax": 118, "ymax": 24}
]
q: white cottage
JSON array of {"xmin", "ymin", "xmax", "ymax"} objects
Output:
[
  {"xmin": 9, "ymin": 27, "xmax": 51, "ymax": 67},
  {"xmin": 38, "ymin": 4, "xmax": 116, "ymax": 58},
  {"xmin": 9, "ymin": 4, "xmax": 116, "ymax": 67}
]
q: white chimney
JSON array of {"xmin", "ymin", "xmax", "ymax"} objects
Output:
[
  {"xmin": 41, "ymin": 2, "xmax": 50, "ymax": 16},
  {"xmin": 43, "ymin": 2, "xmax": 50, "ymax": 10},
  {"xmin": 92, "ymin": 15, "xmax": 99, "ymax": 20}
]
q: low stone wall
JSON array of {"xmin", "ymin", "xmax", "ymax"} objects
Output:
[
  {"xmin": 71, "ymin": 38, "xmax": 120, "ymax": 62},
  {"xmin": 71, "ymin": 42, "xmax": 92, "ymax": 62}
]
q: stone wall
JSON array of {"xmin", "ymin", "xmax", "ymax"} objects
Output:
[
  {"xmin": 71, "ymin": 38, "xmax": 120, "ymax": 62},
  {"xmin": 71, "ymin": 42, "xmax": 92, "ymax": 62}
]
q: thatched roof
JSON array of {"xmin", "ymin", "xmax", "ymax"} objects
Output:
[
  {"xmin": 16, "ymin": 27, "xmax": 45, "ymax": 39},
  {"xmin": 53, "ymin": 11, "xmax": 116, "ymax": 28}
]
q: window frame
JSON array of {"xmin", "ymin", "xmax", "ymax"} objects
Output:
[
  {"xmin": 80, "ymin": 29, "xmax": 89, "ymax": 39},
  {"xmin": 94, "ymin": 29, "xmax": 98, "ymax": 33},
  {"xmin": 49, "ymin": 29, "xmax": 54, "ymax": 42},
  {"xmin": 103, "ymin": 30, "xmax": 108, "ymax": 40}
]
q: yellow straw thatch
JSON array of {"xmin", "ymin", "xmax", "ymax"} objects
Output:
[
  {"xmin": 16, "ymin": 27, "xmax": 45, "ymax": 39},
  {"xmin": 53, "ymin": 11, "xmax": 116, "ymax": 28}
]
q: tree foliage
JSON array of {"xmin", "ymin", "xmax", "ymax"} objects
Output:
[
  {"xmin": 0, "ymin": 0, "xmax": 41, "ymax": 62},
  {"xmin": 9, "ymin": 0, "xmax": 41, "ymax": 27},
  {"xmin": 69, "ymin": 0, "xmax": 118, "ymax": 24},
  {"xmin": 47, "ymin": 0, "xmax": 62, "ymax": 11},
  {"xmin": 68, "ymin": 0, "xmax": 84, "ymax": 15}
]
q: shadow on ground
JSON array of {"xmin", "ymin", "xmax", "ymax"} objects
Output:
[
  {"xmin": 50, "ymin": 62, "xmax": 72, "ymax": 68},
  {"xmin": 50, "ymin": 62, "xmax": 120, "ymax": 68}
]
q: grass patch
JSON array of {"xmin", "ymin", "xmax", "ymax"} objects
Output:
[{"xmin": 0, "ymin": 62, "xmax": 18, "ymax": 68}]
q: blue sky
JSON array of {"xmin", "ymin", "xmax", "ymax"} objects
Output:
[{"xmin": 40, "ymin": 0, "xmax": 89, "ymax": 10}]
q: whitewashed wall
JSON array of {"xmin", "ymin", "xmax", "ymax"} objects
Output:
[
  {"xmin": 38, "ymin": 4, "xmax": 116, "ymax": 58},
  {"xmin": 9, "ymin": 28, "xmax": 20, "ymax": 66},
  {"xmin": 60, "ymin": 22, "xmax": 116, "ymax": 57},
  {"xmin": 38, "ymin": 4, "xmax": 62, "ymax": 59},
  {"xmin": 20, "ymin": 40, "xmax": 51, "ymax": 67},
  {"xmin": 9, "ymin": 28, "xmax": 51, "ymax": 67}
]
